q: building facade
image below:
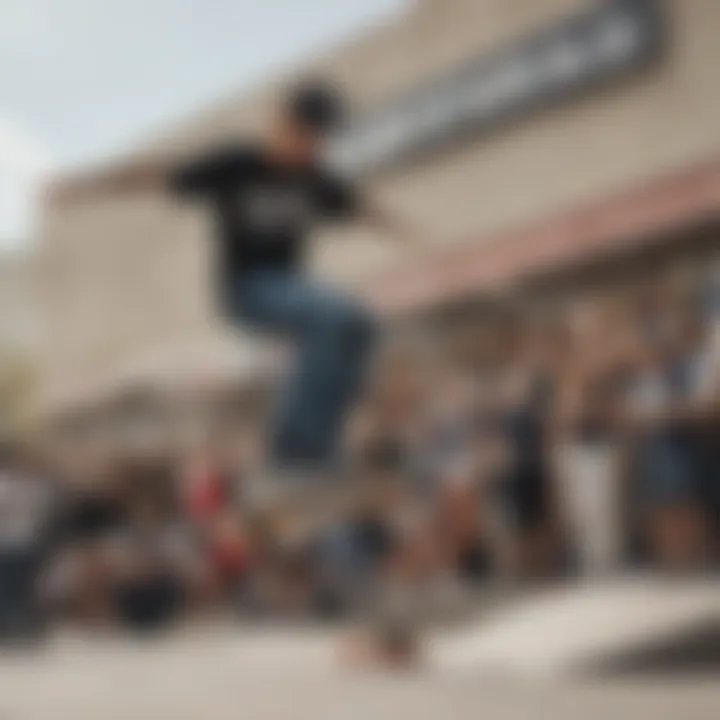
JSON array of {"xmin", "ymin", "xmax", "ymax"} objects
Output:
[
  {"xmin": 36, "ymin": 0, "xmax": 720, "ymax": 425},
  {"xmin": 0, "ymin": 252, "xmax": 40, "ymax": 435}
]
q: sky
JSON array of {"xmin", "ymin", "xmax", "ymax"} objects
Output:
[{"xmin": 0, "ymin": 0, "xmax": 406, "ymax": 248}]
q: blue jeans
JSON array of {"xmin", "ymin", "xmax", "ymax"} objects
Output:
[{"xmin": 224, "ymin": 270, "xmax": 375, "ymax": 468}]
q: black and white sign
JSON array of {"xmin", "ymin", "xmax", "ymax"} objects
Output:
[{"xmin": 331, "ymin": 0, "xmax": 665, "ymax": 174}]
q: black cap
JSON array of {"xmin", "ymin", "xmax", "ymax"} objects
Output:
[{"xmin": 286, "ymin": 81, "xmax": 348, "ymax": 133}]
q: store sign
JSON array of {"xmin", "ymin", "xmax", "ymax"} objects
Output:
[{"xmin": 331, "ymin": 1, "xmax": 665, "ymax": 173}]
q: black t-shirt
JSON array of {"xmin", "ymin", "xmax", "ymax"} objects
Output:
[{"xmin": 170, "ymin": 144, "xmax": 357, "ymax": 279}]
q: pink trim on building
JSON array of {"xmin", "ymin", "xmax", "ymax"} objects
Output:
[{"xmin": 365, "ymin": 158, "xmax": 720, "ymax": 315}]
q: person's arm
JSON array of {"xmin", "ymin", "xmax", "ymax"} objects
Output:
[
  {"xmin": 318, "ymin": 171, "xmax": 428, "ymax": 246},
  {"xmin": 46, "ymin": 158, "xmax": 174, "ymax": 207},
  {"xmin": 635, "ymin": 395, "xmax": 720, "ymax": 427},
  {"xmin": 47, "ymin": 144, "xmax": 249, "ymax": 207},
  {"xmin": 358, "ymin": 197, "xmax": 429, "ymax": 246}
]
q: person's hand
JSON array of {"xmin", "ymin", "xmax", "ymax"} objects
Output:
[
  {"xmin": 43, "ymin": 179, "xmax": 74, "ymax": 207},
  {"xmin": 386, "ymin": 221, "xmax": 437, "ymax": 247}
]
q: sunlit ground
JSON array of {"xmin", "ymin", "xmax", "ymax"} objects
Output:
[{"xmin": 1, "ymin": 579, "xmax": 718, "ymax": 720}]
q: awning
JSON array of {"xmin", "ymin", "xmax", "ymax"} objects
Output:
[{"xmin": 362, "ymin": 157, "xmax": 720, "ymax": 316}]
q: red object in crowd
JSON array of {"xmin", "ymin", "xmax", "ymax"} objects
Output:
[
  {"xmin": 187, "ymin": 468, "xmax": 228, "ymax": 519},
  {"xmin": 211, "ymin": 537, "xmax": 249, "ymax": 580}
]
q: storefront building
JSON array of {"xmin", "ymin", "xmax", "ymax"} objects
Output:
[{"xmin": 36, "ymin": 0, "xmax": 720, "ymax": 444}]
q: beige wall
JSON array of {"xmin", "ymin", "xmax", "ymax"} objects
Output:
[
  {"xmin": 0, "ymin": 252, "xmax": 38, "ymax": 355},
  {"xmin": 37, "ymin": 0, "xmax": 720, "ymax": 413},
  {"xmin": 0, "ymin": 252, "xmax": 40, "ymax": 431}
]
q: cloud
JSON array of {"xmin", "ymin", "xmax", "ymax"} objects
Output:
[{"xmin": 0, "ymin": 114, "xmax": 53, "ymax": 248}]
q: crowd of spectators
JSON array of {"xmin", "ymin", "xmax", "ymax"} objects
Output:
[{"xmin": 0, "ymin": 267, "xmax": 718, "ymax": 643}]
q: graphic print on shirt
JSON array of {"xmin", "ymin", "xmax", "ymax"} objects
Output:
[{"xmin": 239, "ymin": 184, "xmax": 314, "ymax": 239}]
